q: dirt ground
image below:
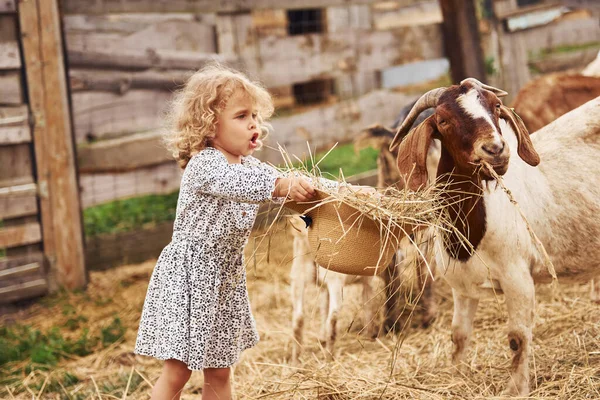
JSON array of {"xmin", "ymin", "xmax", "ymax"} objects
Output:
[{"xmin": 1, "ymin": 222, "xmax": 599, "ymax": 399}]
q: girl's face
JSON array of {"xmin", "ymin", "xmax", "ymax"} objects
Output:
[{"xmin": 213, "ymin": 91, "xmax": 261, "ymax": 164}]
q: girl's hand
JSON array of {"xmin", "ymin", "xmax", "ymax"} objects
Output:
[{"xmin": 274, "ymin": 177, "xmax": 316, "ymax": 202}]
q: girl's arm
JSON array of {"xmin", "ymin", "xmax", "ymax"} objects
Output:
[{"xmin": 188, "ymin": 152, "xmax": 314, "ymax": 203}]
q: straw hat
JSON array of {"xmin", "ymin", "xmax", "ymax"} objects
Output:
[{"xmin": 285, "ymin": 190, "xmax": 408, "ymax": 276}]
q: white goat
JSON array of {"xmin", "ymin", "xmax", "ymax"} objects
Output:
[
  {"xmin": 289, "ymin": 215, "xmax": 378, "ymax": 364},
  {"xmin": 390, "ymin": 79, "xmax": 600, "ymax": 396}
]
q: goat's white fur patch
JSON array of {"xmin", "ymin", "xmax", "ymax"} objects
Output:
[{"xmin": 458, "ymin": 89, "xmax": 503, "ymax": 146}]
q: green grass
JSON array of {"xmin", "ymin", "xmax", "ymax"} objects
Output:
[
  {"xmin": 529, "ymin": 41, "xmax": 600, "ymax": 59},
  {"xmin": 0, "ymin": 316, "xmax": 125, "ymax": 369},
  {"xmin": 83, "ymin": 143, "xmax": 379, "ymax": 238}
]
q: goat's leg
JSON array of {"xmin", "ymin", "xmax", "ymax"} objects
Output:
[
  {"xmin": 501, "ymin": 271, "xmax": 535, "ymax": 397},
  {"xmin": 451, "ymin": 290, "xmax": 479, "ymax": 368},
  {"xmin": 361, "ymin": 278, "xmax": 378, "ymax": 338},
  {"xmin": 318, "ymin": 284, "xmax": 330, "ymax": 346},
  {"xmin": 290, "ymin": 266, "xmax": 306, "ymax": 365},
  {"xmin": 383, "ymin": 252, "xmax": 402, "ymax": 333},
  {"xmin": 591, "ymin": 279, "xmax": 600, "ymax": 304},
  {"xmin": 323, "ymin": 281, "xmax": 343, "ymax": 360},
  {"xmin": 417, "ymin": 253, "xmax": 437, "ymax": 328}
]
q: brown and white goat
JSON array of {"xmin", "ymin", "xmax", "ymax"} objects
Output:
[
  {"xmin": 289, "ymin": 216, "xmax": 378, "ymax": 364},
  {"xmin": 390, "ymin": 79, "xmax": 600, "ymax": 396}
]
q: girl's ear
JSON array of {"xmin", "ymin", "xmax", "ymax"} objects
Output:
[
  {"xmin": 396, "ymin": 116, "xmax": 437, "ymax": 191},
  {"xmin": 499, "ymin": 106, "xmax": 540, "ymax": 166}
]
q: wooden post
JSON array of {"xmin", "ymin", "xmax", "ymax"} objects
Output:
[
  {"xmin": 439, "ymin": 0, "xmax": 487, "ymax": 83},
  {"xmin": 18, "ymin": 0, "xmax": 87, "ymax": 290}
]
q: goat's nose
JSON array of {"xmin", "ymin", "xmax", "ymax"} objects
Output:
[{"xmin": 481, "ymin": 142, "xmax": 505, "ymax": 156}]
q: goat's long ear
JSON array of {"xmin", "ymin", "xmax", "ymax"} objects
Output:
[
  {"xmin": 500, "ymin": 105, "xmax": 540, "ymax": 166},
  {"xmin": 396, "ymin": 116, "xmax": 437, "ymax": 191}
]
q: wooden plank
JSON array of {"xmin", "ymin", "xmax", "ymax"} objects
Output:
[
  {"xmin": 0, "ymin": 71, "xmax": 23, "ymax": 104},
  {"xmin": 0, "ymin": 222, "xmax": 42, "ymax": 248},
  {"xmin": 85, "ymin": 221, "xmax": 173, "ymax": 271},
  {"xmin": 529, "ymin": 48, "xmax": 600, "ymax": 74},
  {"xmin": 0, "ymin": 15, "xmax": 20, "ymax": 69},
  {"xmin": 259, "ymin": 89, "xmax": 416, "ymax": 165},
  {"xmin": 71, "ymin": 90, "xmax": 172, "ymax": 143},
  {"xmin": 0, "ymin": 144, "xmax": 33, "ymax": 183},
  {"xmin": 0, "ymin": 262, "xmax": 42, "ymax": 280},
  {"xmin": 440, "ymin": 0, "xmax": 486, "ymax": 83},
  {"xmin": 0, "ymin": 105, "xmax": 31, "ymax": 144},
  {"xmin": 69, "ymin": 69, "xmax": 191, "ymax": 93},
  {"xmin": 79, "ymin": 162, "xmax": 181, "ymax": 208},
  {"xmin": 0, "ymin": 0, "xmax": 16, "ymax": 13},
  {"xmin": 61, "ymin": 0, "xmax": 424, "ymax": 14},
  {"xmin": 77, "ymin": 131, "xmax": 172, "ymax": 173},
  {"xmin": 0, "ymin": 279, "xmax": 48, "ymax": 304},
  {"xmin": 67, "ymin": 48, "xmax": 236, "ymax": 70},
  {"xmin": 0, "ymin": 252, "xmax": 45, "ymax": 272},
  {"xmin": 254, "ymin": 24, "xmax": 444, "ymax": 87},
  {"xmin": 19, "ymin": 0, "xmax": 86, "ymax": 290},
  {"xmin": 372, "ymin": 1, "xmax": 442, "ymax": 30},
  {"xmin": 63, "ymin": 13, "xmax": 216, "ymax": 34},
  {"xmin": 0, "ymin": 195, "xmax": 38, "ymax": 219},
  {"xmin": 64, "ymin": 15, "xmax": 217, "ymax": 54}
]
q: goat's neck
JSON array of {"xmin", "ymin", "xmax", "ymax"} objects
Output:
[{"xmin": 437, "ymin": 147, "xmax": 486, "ymax": 261}]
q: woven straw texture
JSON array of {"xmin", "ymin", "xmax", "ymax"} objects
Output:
[{"xmin": 285, "ymin": 190, "xmax": 406, "ymax": 276}]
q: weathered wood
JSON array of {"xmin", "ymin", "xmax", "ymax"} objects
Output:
[
  {"xmin": 0, "ymin": 71, "xmax": 22, "ymax": 104},
  {"xmin": 71, "ymin": 90, "xmax": 172, "ymax": 143},
  {"xmin": 0, "ymin": 262, "xmax": 42, "ymax": 280},
  {"xmin": 68, "ymin": 48, "xmax": 237, "ymax": 71},
  {"xmin": 327, "ymin": 5, "xmax": 372, "ymax": 33},
  {"xmin": 0, "ymin": 252, "xmax": 45, "ymax": 272},
  {"xmin": 372, "ymin": 0, "xmax": 441, "ymax": 30},
  {"xmin": 61, "ymin": 0, "xmax": 424, "ymax": 14},
  {"xmin": 79, "ymin": 162, "xmax": 181, "ymax": 208},
  {"xmin": 0, "ymin": 195, "xmax": 38, "ymax": 219},
  {"xmin": 0, "ymin": 222, "xmax": 42, "ymax": 248},
  {"xmin": 0, "ymin": 144, "xmax": 33, "ymax": 183},
  {"xmin": 0, "ymin": 0, "xmax": 16, "ymax": 13},
  {"xmin": 77, "ymin": 131, "xmax": 172, "ymax": 173},
  {"xmin": 261, "ymin": 89, "xmax": 416, "ymax": 165},
  {"xmin": 439, "ymin": 0, "xmax": 486, "ymax": 83},
  {"xmin": 19, "ymin": 0, "xmax": 86, "ymax": 290},
  {"xmin": 0, "ymin": 182, "xmax": 37, "ymax": 197},
  {"xmin": 252, "ymin": 9, "xmax": 288, "ymax": 37},
  {"xmin": 0, "ymin": 105, "xmax": 31, "ymax": 144},
  {"xmin": 64, "ymin": 15, "xmax": 217, "ymax": 54},
  {"xmin": 69, "ymin": 69, "xmax": 191, "ymax": 93},
  {"xmin": 0, "ymin": 279, "xmax": 48, "ymax": 304},
  {"xmin": 529, "ymin": 48, "xmax": 600, "ymax": 74},
  {"xmin": 255, "ymin": 24, "xmax": 444, "ymax": 87},
  {"xmin": 0, "ymin": 15, "xmax": 20, "ymax": 69},
  {"xmin": 85, "ymin": 221, "xmax": 174, "ymax": 271}
]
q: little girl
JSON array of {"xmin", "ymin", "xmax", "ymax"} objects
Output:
[{"xmin": 134, "ymin": 63, "xmax": 337, "ymax": 400}]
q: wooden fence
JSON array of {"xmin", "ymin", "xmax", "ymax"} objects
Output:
[{"xmin": 0, "ymin": 0, "xmax": 86, "ymax": 305}]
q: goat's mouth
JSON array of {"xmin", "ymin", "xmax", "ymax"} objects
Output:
[{"xmin": 477, "ymin": 159, "xmax": 509, "ymax": 179}]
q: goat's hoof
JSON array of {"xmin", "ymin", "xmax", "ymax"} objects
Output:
[{"xmin": 500, "ymin": 380, "xmax": 529, "ymax": 397}]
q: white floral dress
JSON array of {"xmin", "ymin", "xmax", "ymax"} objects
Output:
[{"xmin": 134, "ymin": 147, "xmax": 282, "ymax": 370}]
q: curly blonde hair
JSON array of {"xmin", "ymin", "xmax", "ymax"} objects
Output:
[{"xmin": 163, "ymin": 62, "xmax": 274, "ymax": 169}]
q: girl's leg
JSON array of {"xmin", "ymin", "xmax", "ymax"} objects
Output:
[
  {"xmin": 202, "ymin": 368, "xmax": 231, "ymax": 400},
  {"xmin": 151, "ymin": 359, "xmax": 192, "ymax": 400}
]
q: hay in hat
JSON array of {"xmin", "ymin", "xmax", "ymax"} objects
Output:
[{"xmin": 276, "ymin": 144, "xmax": 468, "ymax": 276}]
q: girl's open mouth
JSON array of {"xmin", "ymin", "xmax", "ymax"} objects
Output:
[{"xmin": 250, "ymin": 133, "xmax": 258, "ymax": 144}]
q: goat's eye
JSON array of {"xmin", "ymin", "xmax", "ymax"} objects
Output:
[
  {"xmin": 496, "ymin": 103, "xmax": 501, "ymax": 108},
  {"xmin": 438, "ymin": 119, "xmax": 447, "ymax": 126}
]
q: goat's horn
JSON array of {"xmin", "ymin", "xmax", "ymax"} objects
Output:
[
  {"xmin": 389, "ymin": 87, "xmax": 446, "ymax": 151},
  {"xmin": 460, "ymin": 77, "xmax": 508, "ymax": 97}
]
